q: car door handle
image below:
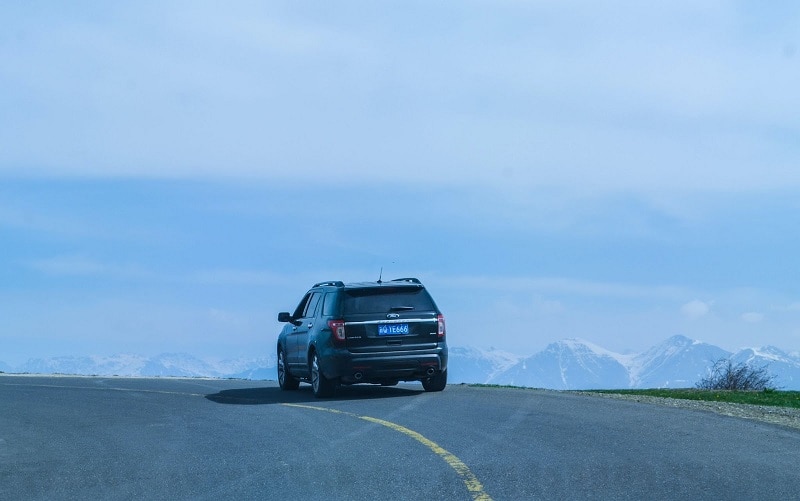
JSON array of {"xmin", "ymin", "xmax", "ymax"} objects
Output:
[{"xmin": 308, "ymin": 323, "xmax": 313, "ymax": 328}]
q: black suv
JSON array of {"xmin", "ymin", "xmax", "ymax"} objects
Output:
[{"xmin": 276, "ymin": 278, "xmax": 448, "ymax": 397}]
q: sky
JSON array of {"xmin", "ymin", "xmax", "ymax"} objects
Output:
[{"xmin": 1, "ymin": 1, "xmax": 799, "ymax": 366}]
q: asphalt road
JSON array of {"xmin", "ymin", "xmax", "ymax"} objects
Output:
[{"xmin": 3, "ymin": 375, "xmax": 800, "ymax": 500}]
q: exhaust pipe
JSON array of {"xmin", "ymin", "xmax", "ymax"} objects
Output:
[
  {"xmin": 426, "ymin": 367, "xmax": 436, "ymax": 376},
  {"xmin": 354, "ymin": 372, "xmax": 363, "ymax": 380}
]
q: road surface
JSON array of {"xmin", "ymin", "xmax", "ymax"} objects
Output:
[{"xmin": 2, "ymin": 375, "xmax": 799, "ymax": 500}]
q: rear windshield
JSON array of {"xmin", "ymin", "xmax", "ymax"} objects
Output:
[{"xmin": 343, "ymin": 287, "xmax": 436, "ymax": 315}]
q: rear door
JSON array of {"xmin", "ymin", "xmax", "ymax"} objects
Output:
[
  {"xmin": 287, "ymin": 291, "xmax": 321, "ymax": 367},
  {"xmin": 343, "ymin": 286, "xmax": 440, "ymax": 353},
  {"xmin": 295, "ymin": 291, "xmax": 322, "ymax": 362}
]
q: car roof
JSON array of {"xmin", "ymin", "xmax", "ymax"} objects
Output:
[{"xmin": 312, "ymin": 278, "xmax": 424, "ymax": 290}]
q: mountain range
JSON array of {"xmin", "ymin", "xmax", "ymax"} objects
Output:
[
  {"xmin": 451, "ymin": 335, "xmax": 800, "ymax": 390},
  {"xmin": 3, "ymin": 335, "xmax": 800, "ymax": 390},
  {"xmin": 4, "ymin": 353, "xmax": 276, "ymax": 381}
]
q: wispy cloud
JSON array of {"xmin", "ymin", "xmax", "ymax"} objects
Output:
[
  {"xmin": 681, "ymin": 300, "xmax": 711, "ymax": 319},
  {"xmin": 2, "ymin": 2, "xmax": 798, "ymax": 197},
  {"xmin": 437, "ymin": 275, "xmax": 690, "ymax": 301},
  {"xmin": 24, "ymin": 257, "xmax": 320, "ymax": 290},
  {"xmin": 26, "ymin": 256, "xmax": 155, "ymax": 280},
  {"xmin": 188, "ymin": 269, "xmax": 297, "ymax": 287},
  {"xmin": 0, "ymin": 205, "xmax": 95, "ymax": 238},
  {"xmin": 741, "ymin": 312, "xmax": 764, "ymax": 323}
]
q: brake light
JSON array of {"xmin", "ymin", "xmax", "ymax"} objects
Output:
[
  {"xmin": 437, "ymin": 314, "xmax": 446, "ymax": 339},
  {"xmin": 328, "ymin": 320, "xmax": 346, "ymax": 346}
]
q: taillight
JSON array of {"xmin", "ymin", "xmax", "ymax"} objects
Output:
[
  {"xmin": 437, "ymin": 314, "xmax": 446, "ymax": 339},
  {"xmin": 328, "ymin": 320, "xmax": 346, "ymax": 346}
]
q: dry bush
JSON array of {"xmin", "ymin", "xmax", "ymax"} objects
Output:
[{"xmin": 696, "ymin": 358, "xmax": 777, "ymax": 391}]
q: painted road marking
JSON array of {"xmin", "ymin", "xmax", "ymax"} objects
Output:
[{"xmin": 283, "ymin": 403, "xmax": 493, "ymax": 501}]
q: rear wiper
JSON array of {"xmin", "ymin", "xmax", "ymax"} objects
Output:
[{"xmin": 389, "ymin": 306, "xmax": 415, "ymax": 311}]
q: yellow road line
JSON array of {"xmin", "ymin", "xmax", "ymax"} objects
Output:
[{"xmin": 283, "ymin": 403, "xmax": 493, "ymax": 501}]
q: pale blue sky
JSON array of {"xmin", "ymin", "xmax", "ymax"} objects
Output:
[{"xmin": 1, "ymin": 1, "xmax": 799, "ymax": 365}]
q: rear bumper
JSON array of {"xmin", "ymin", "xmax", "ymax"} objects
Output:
[{"xmin": 320, "ymin": 346, "xmax": 448, "ymax": 384}]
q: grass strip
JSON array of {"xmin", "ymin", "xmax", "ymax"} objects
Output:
[{"xmin": 592, "ymin": 388, "xmax": 800, "ymax": 409}]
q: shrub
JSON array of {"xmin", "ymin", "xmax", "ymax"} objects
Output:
[{"xmin": 696, "ymin": 358, "xmax": 777, "ymax": 391}]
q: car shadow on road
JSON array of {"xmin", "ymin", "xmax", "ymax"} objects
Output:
[{"xmin": 205, "ymin": 384, "xmax": 424, "ymax": 405}]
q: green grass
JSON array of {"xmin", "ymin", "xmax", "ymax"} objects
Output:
[
  {"xmin": 592, "ymin": 388, "xmax": 800, "ymax": 409},
  {"xmin": 467, "ymin": 383, "xmax": 533, "ymax": 390},
  {"xmin": 466, "ymin": 384, "xmax": 800, "ymax": 409}
]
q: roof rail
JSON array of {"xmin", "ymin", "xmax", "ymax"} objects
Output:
[
  {"xmin": 313, "ymin": 281, "xmax": 345, "ymax": 288},
  {"xmin": 389, "ymin": 277, "xmax": 422, "ymax": 284}
]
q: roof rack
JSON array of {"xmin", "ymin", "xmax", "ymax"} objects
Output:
[
  {"xmin": 313, "ymin": 281, "xmax": 345, "ymax": 288},
  {"xmin": 389, "ymin": 277, "xmax": 422, "ymax": 284}
]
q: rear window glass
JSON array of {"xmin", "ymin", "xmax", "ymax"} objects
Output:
[
  {"xmin": 343, "ymin": 287, "xmax": 435, "ymax": 314},
  {"xmin": 304, "ymin": 292, "xmax": 322, "ymax": 317},
  {"xmin": 322, "ymin": 292, "xmax": 338, "ymax": 316}
]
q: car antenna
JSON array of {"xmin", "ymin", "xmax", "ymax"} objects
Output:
[{"xmin": 378, "ymin": 266, "xmax": 383, "ymax": 284}]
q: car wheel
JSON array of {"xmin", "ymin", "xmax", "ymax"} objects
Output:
[
  {"xmin": 277, "ymin": 348, "xmax": 299, "ymax": 390},
  {"xmin": 310, "ymin": 352, "xmax": 335, "ymax": 398},
  {"xmin": 421, "ymin": 369, "xmax": 447, "ymax": 392}
]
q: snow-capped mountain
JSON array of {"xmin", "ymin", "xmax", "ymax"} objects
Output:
[
  {"xmin": 486, "ymin": 336, "xmax": 800, "ymax": 390},
  {"xmin": 447, "ymin": 346, "xmax": 522, "ymax": 384},
  {"xmin": 732, "ymin": 346, "xmax": 800, "ymax": 390},
  {"xmin": 493, "ymin": 339, "xmax": 630, "ymax": 390},
  {"xmin": 17, "ymin": 355, "xmax": 148, "ymax": 377},
  {"xmin": 10, "ymin": 353, "xmax": 275, "ymax": 379},
  {"xmin": 629, "ymin": 335, "xmax": 731, "ymax": 388},
  {"xmin": 3, "ymin": 337, "xmax": 800, "ymax": 390}
]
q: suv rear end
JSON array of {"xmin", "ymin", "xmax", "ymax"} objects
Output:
[{"xmin": 276, "ymin": 278, "xmax": 448, "ymax": 397}]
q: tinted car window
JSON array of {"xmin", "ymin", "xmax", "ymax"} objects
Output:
[
  {"xmin": 343, "ymin": 287, "xmax": 435, "ymax": 314},
  {"xmin": 321, "ymin": 292, "xmax": 337, "ymax": 316},
  {"xmin": 304, "ymin": 292, "xmax": 322, "ymax": 317}
]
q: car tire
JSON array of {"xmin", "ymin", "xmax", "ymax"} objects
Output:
[
  {"xmin": 422, "ymin": 369, "xmax": 447, "ymax": 392},
  {"xmin": 310, "ymin": 352, "xmax": 335, "ymax": 398},
  {"xmin": 277, "ymin": 348, "xmax": 299, "ymax": 391}
]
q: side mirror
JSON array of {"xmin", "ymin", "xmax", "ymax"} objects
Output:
[{"xmin": 278, "ymin": 312, "xmax": 293, "ymax": 323}]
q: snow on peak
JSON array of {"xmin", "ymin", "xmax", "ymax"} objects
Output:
[
  {"xmin": 736, "ymin": 346, "xmax": 791, "ymax": 363},
  {"xmin": 556, "ymin": 338, "xmax": 634, "ymax": 366}
]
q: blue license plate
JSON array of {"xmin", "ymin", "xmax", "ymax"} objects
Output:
[{"xmin": 378, "ymin": 323, "xmax": 409, "ymax": 335}]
